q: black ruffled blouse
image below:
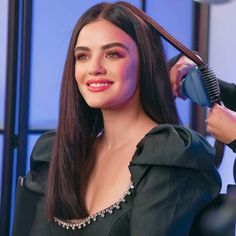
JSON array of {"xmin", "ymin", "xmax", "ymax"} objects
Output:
[{"xmin": 12, "ymin": 125, "xmax": 221, "ymax": 236}]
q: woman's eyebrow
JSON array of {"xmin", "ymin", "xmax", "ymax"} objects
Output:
[
  {"xmin": 101, "ymin": 42, "xmax": 129, "ymax": 51},
  {"xmin": 74, "ymin": 46, "xmax": 90, "ymax": 54},
  {"xmin": 74, "ymin": 42, "xmax": 129, "ymax": 54}
]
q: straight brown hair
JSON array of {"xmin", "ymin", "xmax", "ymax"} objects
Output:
[{"xmin": 46, "ymin": 1, "xmax": 180, "ymax": 220}]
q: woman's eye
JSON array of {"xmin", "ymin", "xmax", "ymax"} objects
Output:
[
  {"xmin": 75, "ymin": 53, "xmax": 89, "ymax": 61},
  {"xmin": 106, "ymin": 51, "xmax": 123, "ymax": 59}
]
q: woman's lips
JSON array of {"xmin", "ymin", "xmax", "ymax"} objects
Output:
[{"xmin": 86, "ymin": 80, "xmax": 113, "ymax": 92}]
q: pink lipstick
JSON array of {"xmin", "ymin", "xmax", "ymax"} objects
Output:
[{"xmin": 86, "ymin": 80, "xmax": 113, "ymax": 92}]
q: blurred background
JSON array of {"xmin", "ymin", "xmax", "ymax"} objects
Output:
[{"xmin": 0, "ymin": 0, "xmax": 235, "ymax": 235}]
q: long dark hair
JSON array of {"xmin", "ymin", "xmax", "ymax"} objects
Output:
[{"xmin": 46, "ymin": 1, "xmax": 180, "ymax": 220}]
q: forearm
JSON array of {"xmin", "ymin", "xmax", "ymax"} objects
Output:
[{"xmin": 207, "ymin": 104, "xmax": 236, "ymax": 145}]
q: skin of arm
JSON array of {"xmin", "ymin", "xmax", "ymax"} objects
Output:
[
  {"xmin": 169, "ymin": 56, "xmax": 195, "ymax": 99},
  {"xmin": 207, "ymin": 103, "xmax": 236, "ymax": 144}
]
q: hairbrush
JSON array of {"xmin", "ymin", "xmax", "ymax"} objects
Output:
[{"xmin": 180, "ymin": 64, "xmax": 221, "ymax": 107}]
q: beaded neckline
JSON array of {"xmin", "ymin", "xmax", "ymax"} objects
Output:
[{"xmin": 53, "ymin": 182, "xmax": 134, "ymax": 230}]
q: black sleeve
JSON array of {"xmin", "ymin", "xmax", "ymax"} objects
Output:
[
  {"xmin": 129, "ymin": 125, "xmax": 221, "ymax": 236},
  {"xmin": 218, "ymin": 79, "xmax": 236, "ymax": 111},
  {"xmin": 130, "ymin": 165, "xmax": 219, "ymax": 236},
  {"xmin": 218, "ymin": 80, "xmax": 236, "ymax": 151}
]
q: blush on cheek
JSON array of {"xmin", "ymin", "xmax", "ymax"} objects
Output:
[{"xmin": 125, "ymin": 68, "xmax": 139, "ymax": 86}]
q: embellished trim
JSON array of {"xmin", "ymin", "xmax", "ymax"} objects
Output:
[{"xmin": 53, "ymin": 182, "xmax": 134, "ymax": 230}]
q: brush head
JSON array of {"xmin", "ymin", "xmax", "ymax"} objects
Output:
[
  {"xmin": 180, "ymin": 65, "xmax": 221, "ymax": 107},
  {"xmin": 198, "ymin": 65, "xmax": 221, "ymax": 106}
]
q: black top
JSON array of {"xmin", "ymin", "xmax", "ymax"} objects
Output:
[
  {"xmin": 219, "ymin": 80, "xmax": 236, "ymax": 111},
  {"xmin": 219, "ymin": 80, "xmax": 236, "ymax": 152},
  {"xmin": 13, "ymin": 125, "xmax": 221, "ymax": 236}
]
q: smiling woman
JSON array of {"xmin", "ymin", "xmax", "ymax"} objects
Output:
[
  {"xmin": 74, "ymin": 19, "xmax": 140, "ymax": 109},
  {"xmin": 12, "ymin": 1, "xmax": 221, "ymax": 236}
]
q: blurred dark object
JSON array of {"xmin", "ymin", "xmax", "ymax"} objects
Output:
[
  {"xmin": 190, "ymin": 185, "xmax": 236, "ymax": 236},
  {"xmin": 234, "ymin": 159, "xmax": 236, "ymax": 183},
  {"xmin": 214, "ymin": 140, "xmax": 225, "ymax": 168},
  {"xmin": 194, "ymin": 0, "xmax": 232, "ymax": 4}
]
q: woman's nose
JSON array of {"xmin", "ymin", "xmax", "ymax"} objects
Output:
[{"xmin": 88, "ymin": 58, "xmax": 106, "ymax": 76}]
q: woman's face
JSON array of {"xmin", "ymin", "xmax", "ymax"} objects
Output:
[{"xmin": 74, "ymin": 19, "xmax": 140, "ymax": 109}]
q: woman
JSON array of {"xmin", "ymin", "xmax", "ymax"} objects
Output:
[{"xmin": 13, "ymin": 2, "xmax": 221, "ymax": 235}]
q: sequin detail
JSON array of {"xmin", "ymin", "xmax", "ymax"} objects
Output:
[{"xmin": 53, "ymin": 182, "xmax": 134, "ymax": 230}]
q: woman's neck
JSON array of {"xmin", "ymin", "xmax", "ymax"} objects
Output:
[{"xmin": 100, "ymin": 105, "xmax": 157, "ymax": 151}]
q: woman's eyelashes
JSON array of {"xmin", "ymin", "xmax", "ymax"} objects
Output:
[
  {"xmin": 75, "ymin": 49, "xmax": 125, "ymax": 62},
  {"xmin": 75, "ymin": 53, "xmax": 89, "ymax": 61},
  {"xmin": 105, "ymin": 50, "xmax": 125, "ymax": 59}
]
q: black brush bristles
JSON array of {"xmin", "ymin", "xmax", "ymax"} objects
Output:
[{"xmin": 198, "ymin": 64, "xmax": 221, "ymax": 106}]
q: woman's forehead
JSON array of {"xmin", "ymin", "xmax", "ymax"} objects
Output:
[{"xmin": 76, "ymin": 19, "xmax": 137, "ymax": 49}]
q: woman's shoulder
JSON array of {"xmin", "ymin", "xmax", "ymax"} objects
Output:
[
  {"xmin": 131, "ymin": 124, "xmax": 216, "ymax": 171},
  {"xmin": 129, "ymin": 123, "xmax": 221, "ymax": 193},
  {"xmin": 24, "ymin": 131, "xmax": 56, "ymax": 194},
  {"xmin": 128, "ymin": 125, "xmax": 221, "ymax": 235}
]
